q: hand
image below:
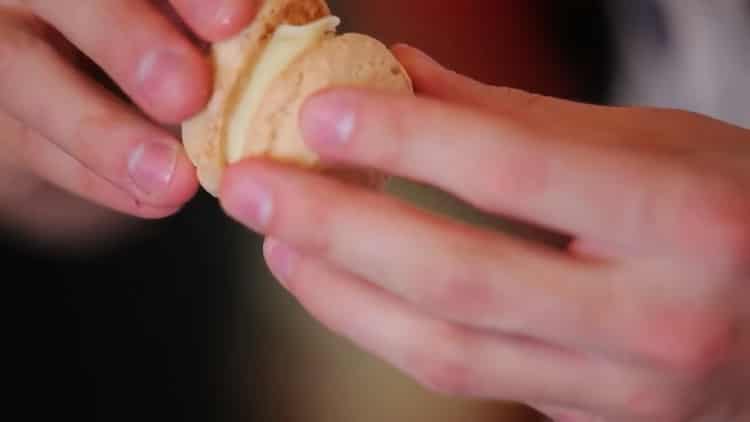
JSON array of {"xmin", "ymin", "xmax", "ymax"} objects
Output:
[
  {"xmin": 0, "ymin": 1, "xmax": 257, "ymax": 227},
  {"xmin": 219, "ymin": 45, "xmax": 750, "ymax": 421}
]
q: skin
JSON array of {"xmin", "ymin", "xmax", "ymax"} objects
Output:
[
  {"xmin": 219, "ymin": 45, "xmax": 750, "ymax": 422},
  {"xmin": 0, "ymin": 0, "xmax": 258, "ymax": 242},
  {"xmin": 1, "ymin": 2, "xmax": 748, "ymax": 420}
]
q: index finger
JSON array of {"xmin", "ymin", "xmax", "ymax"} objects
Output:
[
  {"xmin": 26, "ymin": 0, "xmax": 212, "ymax": 124},
  {"xmin": 298, "ymin": 88, "xmax": 706, "ymax": 259}
]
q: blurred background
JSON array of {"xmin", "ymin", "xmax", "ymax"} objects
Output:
[{"xmin": 5, "ymin": 1, "xmax": 748, "ymax": 421}]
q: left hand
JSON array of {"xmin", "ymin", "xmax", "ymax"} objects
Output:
[
  {"xmin": 219, "ymin": 45, "xmax": 750, "ymax": 422},
  {"xmin": 0, "ymin": 0, "xmax": 257, "ymax": 247}
]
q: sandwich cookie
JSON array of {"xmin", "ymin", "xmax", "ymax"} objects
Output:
[{"xmin": 182, "ymin": 0, "xmax": 414, "ymax": 195}]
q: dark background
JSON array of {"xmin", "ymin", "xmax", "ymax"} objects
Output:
[{"xmin": 5, "ymin": 191, "xmax": 252, "ymax": 421}]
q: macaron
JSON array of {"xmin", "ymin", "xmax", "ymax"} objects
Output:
[{"xmin": 182, "ymin": 0, "xmax": 414, "ymax": 195}]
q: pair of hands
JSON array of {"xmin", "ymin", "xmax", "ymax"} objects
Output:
[{"xmin": 2, "ymin": 2, "xmax": 749, "ymax": 421}]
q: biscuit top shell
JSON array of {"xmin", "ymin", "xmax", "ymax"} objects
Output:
[{"xmin": 182, "ymin": 0, "xmax": 332, "ymax": 195}]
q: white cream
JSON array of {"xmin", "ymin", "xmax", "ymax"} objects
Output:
[{"xmin": 225, "ymin": 16, "xmax": 341, "ymax": 163}]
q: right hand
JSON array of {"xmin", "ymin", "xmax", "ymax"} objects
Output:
[{"xmin": 0, "ymin": 1, "xmax": 258, "ymax": 223}]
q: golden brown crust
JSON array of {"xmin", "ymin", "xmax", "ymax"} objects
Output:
[{"xmin": 182, "ymin": 0, "xmax": 331, "ymax": 195}]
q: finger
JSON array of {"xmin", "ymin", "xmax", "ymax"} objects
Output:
[
  {"xmin": 220, "ymin": 162, "xmax": 621, "ymax": 354},
  {"xmin": 269, "ymin": 233, "xmax": 682, "ymax": 422},
  {"xmin": 168, "ymin": 0, "xmax": 259, "ymax": 42},
  {"xmin": 395, "ymin": 44, "xmax": 750, "ymax": 149},
  {"xmin": 262, "ymin": 237, "xmax": 610, "ymax": 409},
  {"xmin": 20, "ymin": 122, "xmax": 183, "ymax": 219},
  {"xmin": 391, "ymin": 44, "xmax": 611, "ymax": 122},
  {"xmin": 392, "ymin": 43, "xmax": 560, "ymax": 114},
  {"xmin": 390, "ymin": 44, "xmax": 745, "ymax": 261},
  {"xmin": 298, "ymin": 85, "xmax": 698, "ymax": 255},
  {"xmin": 0, "ymin": 18, "xmax": 198, "ymax": 211},
  {"xmin": 2, "ymin": 111, "xmax": 180, "ymax": 218},
  {"xmin": 25, "ymin": 0, "xmax": 212, "ymax": 123},
  {"xmin": 391, "ymin": 43, "xmax": 665, "ymax": 138}
]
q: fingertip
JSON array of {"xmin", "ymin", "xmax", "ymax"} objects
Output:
[
  {"xmin": 300, "ymin": 89, "xmax": 362, "ymax": 153},
  {"xmin": 217, "ymin": 159, "xmax": 256, "ymax": 213},
  {"xmin": 135, "ymin": 204, "xmax": 185, "ymax": 220},
  {"xmin": 126, "ymin": 136, "xmax": 199, "ymax": 208},
  {"xmin": 217, "ymin": 160, "xmax": 277, "ymax": 233},
  {"xmin": 205, "ymin": 0, "xmax": 259, "ymax": 42},
  {"xmin": 391, "ymin": 43, "xmax": 418, "ymax": 58},
  {"xmin": 217, "ymin": 158, "xmax": 274, "ymax": 200},
  {"xmin": 390, "ymin": 44, "xmax": 452, "ymax": 96},
  {"xmin": 135, "ymin": 46, "xmax": 213, "ymax": 124},
  {"xmin": 391, "ymin": 43, "xmax": 418, "ymax": 69},
  {"xmin": 172, "ymin": 0, "xmax": 259, "ymax": 43},
  {"xmin": 175, "ymin": 49, "xmax": 214, "ymax": 120},
  {"xmin": 391, "ymin": 43, "xmax": 440, "ymax": 70},
  {"xmin": 162, "ymin": 146, "xmax": 201, "ymax": 205}
]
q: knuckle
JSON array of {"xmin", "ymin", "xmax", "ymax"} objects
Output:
[
  {"xmin": 623, "ymin": 384, "xmax": 689, "ymax": 422},
  {"xmin": 479, "ymin": 139, "xmax": 551, "ymax": 210},
  {"xmin": 305, "ymin": 200, "xmax": 336, "ymax": 257},
  {"xmin": 70, "ymin": 113, "xmax": 122, "ymax": 171},
  {"xmin": 672, "ymin": 322, "xmax": 735, "ymax": 377},
  {"xmin": 708, "ymin": 206, "xmax": 750, "ymax": 269},
  {"xmin": 415, "ymin": 264, "xmax": 496, "ymax": 325},
  {"xmin": 632, "ymin": 309, "xmax": 735, "ymax": 377},
  {"xmin": 275, "ymin": 179, "xmax": 337, "ymax": 257},
  {"xmin": 674, "ymin": 172, "xmax": 750, "ymax": 267},
  {"xmin": 701, "ymin": 198, "xmax": 750, "ymax": 259},
  {"xmin": 406, "ymin": 325, "xmax": 477, "ymax": 397},
  {"xmin": 368, "ymin": 100, "xmax": 407, "ymax": 170}
]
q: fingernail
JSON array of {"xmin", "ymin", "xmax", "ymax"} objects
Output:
[
  {"xmin": 188, "ymin": 0, "xmax": 234, "ymax": 27},
  {"xmin": 128, "ymin": 141, "xmax": 178, "ymax": 195},
  {"xmin": 301, "ymin": 92, "xmax": 357, "ymax": 148},
  {"xmin": 212, "ymin": 1, "xmax": 235, "ymax": 27},
  {"xmin": 136, "ymin": 50, "xmax": 189, "ymax": 109},
  {"xmin": 224, "ymin": 178, "xmax": 273, "ymax": 232},
  {"xmin": 264, "ymin": 237, "xmax": 299, "ymax": 282}
]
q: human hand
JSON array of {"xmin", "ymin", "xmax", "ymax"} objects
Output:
[
  {"xmin": 0, "ymin": 1, "xmax": 258, "ymax": 223},
  {"xmin": 219, "ymin": 45, "xmax": 750, "ymax": 421}
]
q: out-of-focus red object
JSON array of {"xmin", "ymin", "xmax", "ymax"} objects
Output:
[{"xmin": 341, "ymin": 0, "xmax": 576, "ymax": 99}]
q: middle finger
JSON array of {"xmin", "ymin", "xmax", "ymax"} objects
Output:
[{"xmin": 220, "ymin": 161, "xmax": 624, "ymax": 355}]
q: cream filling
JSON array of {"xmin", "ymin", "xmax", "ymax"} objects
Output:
[{"xmin": 225, "ymin": 16, "xmax": 341, "ymax": 164}]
